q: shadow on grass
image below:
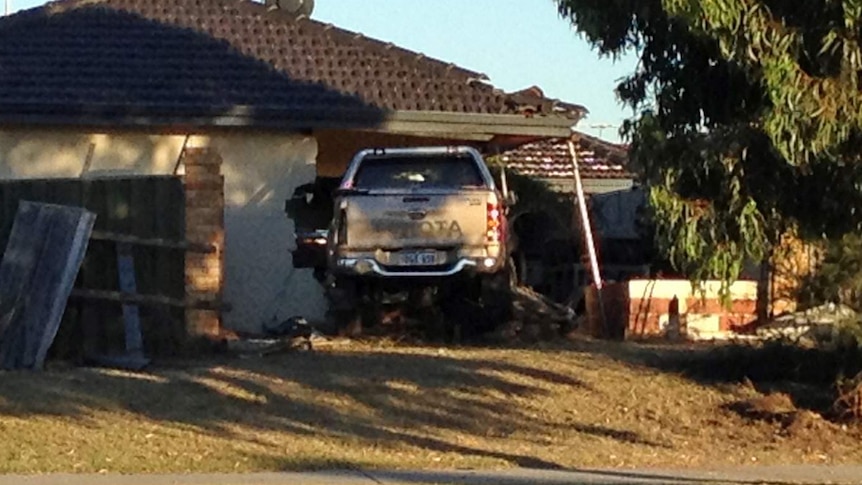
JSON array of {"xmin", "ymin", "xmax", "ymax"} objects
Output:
[
  {"xmin": 562, "ymin": 335, "xmax": 862, "ymax": 421},
  {"xmin": 0, "ymin": 348, "xmax": 625, "ymax": 470}
]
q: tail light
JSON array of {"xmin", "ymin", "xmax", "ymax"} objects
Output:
[
  {"xmin": 336, "ymin": 208, "xmax": 348, "ymax": 246},
  {"xmin": 486, "ymin": 202, "xmax": 502, "ymax": 243}
]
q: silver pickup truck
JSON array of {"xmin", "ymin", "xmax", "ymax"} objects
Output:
[{"xmin": 300, "ymin": 146, "xmax": 515, "ymax": 335}]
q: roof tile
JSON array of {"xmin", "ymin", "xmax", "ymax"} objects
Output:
[
  {"xmin": 500, "ymin": 133, "xmax": 632, "ymax": 180},
  {"xmin": 0, "ymin": 0, "xmax": 585, "ymax": 125}
]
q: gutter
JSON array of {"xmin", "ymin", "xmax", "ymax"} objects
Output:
[
  {"xmin": 0, "ymin": 103, "xmax": 578, "ymax": 139},
  {"xmin": 379, "ymin": 110, "xmax": 578, "ymax": 139}
]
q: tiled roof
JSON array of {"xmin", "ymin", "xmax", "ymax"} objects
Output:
[
  {"xmin": 0, "ymin": 0, "xmax": 586, "ymax": 127},
  {"xmin": 499, "ymin": 132, "xmax": 631, "ymax": 180}
]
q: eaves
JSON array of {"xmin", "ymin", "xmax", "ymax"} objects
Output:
[{"xmin": 0, "ymin": 103, "xmax": 578, "ymax": 139}]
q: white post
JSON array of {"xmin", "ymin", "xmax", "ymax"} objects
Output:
[
  {"xmin": 4, "ymin": 0, "xmax": 8, "ymax": 16},
  {"xmin": 568, "ymin": 138, "xmax": 607, "ymax": 332},
  {"xmin": 568, "ymin": 139, "xmax": 603, "ymax": 290}
]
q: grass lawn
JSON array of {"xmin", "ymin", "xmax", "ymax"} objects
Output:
[{"xmin": 0, "ymin": 338, "xmax": 859, "ymax": 473}]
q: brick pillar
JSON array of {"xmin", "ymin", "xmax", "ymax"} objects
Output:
[{"xmin": 182, "ymin": 147, "xmax": 225, "ymax": 340}]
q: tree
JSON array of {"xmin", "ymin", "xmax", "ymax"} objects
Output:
[{"xmin": 556, "ymin": 0, "xmax": 862, "ymax": 286}]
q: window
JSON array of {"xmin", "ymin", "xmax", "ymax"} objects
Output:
[{"xmin": 353, "ymin": 155, "xmax": 485, "ymax": 190}]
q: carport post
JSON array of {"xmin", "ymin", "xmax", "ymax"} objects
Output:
[{"xmin": 567, "ymin": 139, "xmax": 606, "ymax": 329}]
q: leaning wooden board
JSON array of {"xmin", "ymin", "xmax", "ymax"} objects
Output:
[{"xmin": 0, "ymin": 201, "xmax": 95, "ymax": 370}]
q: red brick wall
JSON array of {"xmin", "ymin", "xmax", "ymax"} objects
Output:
[
  {"xmin": 182, "ymin": 147, "xmax": 225, "ymax": 340},
  {"xmin": 586, "ymin": 280, "xmax": 759, "ymax": 340}
]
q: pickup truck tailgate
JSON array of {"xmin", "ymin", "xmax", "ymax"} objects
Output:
[{"xmin": 342, "ymin": 192, "xmax": 491, "ymax": 249}]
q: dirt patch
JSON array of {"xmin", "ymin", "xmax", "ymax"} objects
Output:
[
  {"xmin": 725, "ymin": 391, "xmax": 837, "ymax": 439},
  {"xmin": 730, "ymin": 390, "xmax": 797, "ymax": 420},
  {"xmin": 784, "ymin": 410, "xmax": 837, "ymax": 439}
]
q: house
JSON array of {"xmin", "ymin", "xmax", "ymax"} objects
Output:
[
  {"xmin": 0, "ymin": 0, "xmax": 584, "ymax": 340},
  {"xmin": 496, "ymin": 133, "xmax": 649, "ymax": 300}
]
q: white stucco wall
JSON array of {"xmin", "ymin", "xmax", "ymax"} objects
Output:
[
  {"xmin": 0, "ymin": 128, "xmax": 327, "ymax": 333},
  {"xmin": 187, "ymin": 134, "xmax": 327, "ymax": 330}
]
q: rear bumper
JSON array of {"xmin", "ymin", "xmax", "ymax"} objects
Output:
[
  {"xmin": 329, "ymin": 240, "xmax": 507, "ymax": 279},
  {"xmin": 336, "ymin": 257, "xmax": 477, "ymax": 277},
  {"xmin": 332, "ymin": 255, "xmax": 506, "ymax": 278}
]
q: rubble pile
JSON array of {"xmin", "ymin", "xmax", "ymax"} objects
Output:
[{"xmin": 488, "ymin": 285, "xmax": 578, "ymax": 342}]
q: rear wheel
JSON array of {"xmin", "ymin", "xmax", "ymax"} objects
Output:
[
  {"xmin": 325, "ymin": 277, "xmax": 364, "ymax": 336},
  {"xmin": 465, "ymin": 269, "xmax": 513, "ymax": 334},
  {"xmin": 358, "ymin": 294, "xmax": 383, "ymax": 330},
  {"xmin": 483, "ymin": 274, "xmax": 513, "ymax": 327}
]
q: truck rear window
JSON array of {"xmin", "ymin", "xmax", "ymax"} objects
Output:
[{"xmin": 352, "ymin": 155, "xmax": 486, "ymax": 190}]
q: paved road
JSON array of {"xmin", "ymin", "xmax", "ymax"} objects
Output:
[{"xmin": 1, "ymin": 466, "xmax": 861, "ymax": 485}]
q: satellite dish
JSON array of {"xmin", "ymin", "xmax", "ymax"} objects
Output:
[{"xmin": 272, "ymin": 0, "xmax": 314, "ymax": 17}]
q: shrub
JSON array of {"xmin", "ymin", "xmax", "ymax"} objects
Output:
[{"xmin": 799, "ymin": 234, "xmax": 862, "ymax": 311}]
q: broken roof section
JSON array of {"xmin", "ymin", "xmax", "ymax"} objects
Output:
[
  {"xmin": 0, "ymin": 0, "xmax": 585, "ymax": 135},
  {"xmin": 500, "ymin": 132, "xmax": 631, "ymax": 181}
]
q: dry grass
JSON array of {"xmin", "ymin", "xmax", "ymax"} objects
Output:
[{"xmin": 0, "ymin": 337, "xmax": 860, "ymax": 473}]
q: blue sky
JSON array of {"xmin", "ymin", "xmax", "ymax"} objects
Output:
[{"xmin": 10, "ymin": 0, "xmax": 637, "ymax": 142}]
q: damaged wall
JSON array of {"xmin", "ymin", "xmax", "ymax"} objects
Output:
[{"xmin": 187, "ymin": 133, "xmax": 325, "ymax": 331}]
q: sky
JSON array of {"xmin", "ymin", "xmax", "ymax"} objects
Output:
[{"xmin": 9, "ymin": 0, "xmax": 638, "ymax": 142}]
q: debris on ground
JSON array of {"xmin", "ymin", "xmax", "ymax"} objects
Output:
[
  {"xmin": 756, "ymin": 303, "xmax": 860, "ymax": 343},
  {"xmin": 225, "ymin": 317, "xmax": 346, "ymax": 357},
  {"xmin": 486, "ymin": 286, "xmax": 576, "ymax": 342},
  {"xmin": 263, "ymin": 316, "xmax": 319, "ymax": 339},
  {"xmin": 226, "ymin": 337, "xmax": 308, "ymax": 356}
]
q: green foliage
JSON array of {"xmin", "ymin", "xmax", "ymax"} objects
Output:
[
  {"xmin": 800, "ymin": 234, "xmax": 862, "ymax": 311},
  {"xmin": 556, "ymin": 0, "xmax": 862, "ymax": 287}
]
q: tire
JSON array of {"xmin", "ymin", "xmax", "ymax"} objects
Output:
[
  {"xmin": 328, "ymin": 308, "xmax": 361, "ymax": 337},
  {"xmin": 326, "ymin": 277, "xmax": 362, "ymax": 335},
  {"xmin": 479, "ymin": 271, "xmax": 514, "ymax": 332},
  {"xmin": 358, "ymin": 297, "xmax": 383, "ymax": 329}
]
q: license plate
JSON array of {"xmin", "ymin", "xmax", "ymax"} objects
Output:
[{"xmin": 399, "ymin": 251, "xmax": 438, "ymax": 266}]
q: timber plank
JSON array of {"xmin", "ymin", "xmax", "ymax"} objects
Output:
[
  {"xmin": 0, "ymin": 202, "xmax": 95, "ymax": 370},
  {"xmin": 89, "ymin": 231, "xmax": 214, "ymax": 252},
  {"xmin": 0, "ymin": 204, "xmax": 51, "ymax": 365},
  {"xmin": 33, "ymin": 207, "xmax": 95, "ymax": 368},
  {"xmin": 116, "ymin": 242, "xmax": 144, "ymax": 354},
  {"xmin": 69, "ymin": 288, "xmax": 225, "ymax": 310}
]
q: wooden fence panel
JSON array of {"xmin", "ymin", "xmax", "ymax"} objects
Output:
[{"xmin": 0, "ymin": 176, "xmax": 186, "ymax": 359}]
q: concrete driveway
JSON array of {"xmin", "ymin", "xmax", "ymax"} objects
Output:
[{"xmin": 1, "ymin": 466, "xmax": 861, "ymax": 485}]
